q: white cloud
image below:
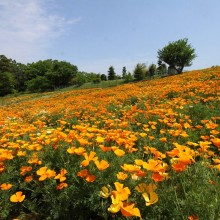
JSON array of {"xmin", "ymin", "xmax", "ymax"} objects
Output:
[{"xmin": 0, "ymin": 0, "xmax": 81, "ymax": 63}]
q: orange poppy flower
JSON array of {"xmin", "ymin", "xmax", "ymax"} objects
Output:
[
  {"xmin": 135, "ymin": 169, "xmax": 146, "ymax": 177},
  {"xmin": 121, "ymin": 164, "xmax": 140, "ymax": 172},
  {"xmin": 143, "ymin": 159, "xmax": 165, "ymax": 172},
  {"xmin": 159, "ymin": 137, "xmax": 168, "ymax": 143},
  {"xmin": 116, "ymin": 172, "xmax": 128, "ymax": 180},
  {"xmin": 81, "ymin": 151, "xmax": 97, "ymax": 167},
  {"xmin": 24, "ymin": 175, "xmax": 33, "ymax": 182},
  {"xmin": 77, "ymin": 169, "xmax": 96, "ymax": 182},
  {"xmin": 99, "ymin": 145, "xmax": 112, "ymax": 152},
  {"xmin": 151, "ymin": 172, "xmax": 164, "ymax": 182},
  {"xmin": 85, "ymin": 174, "xmax": 96, "ymax": 182},
  {"xmin": 95, "ymin": 160, "xmax": 110, "ymax": 170},
  {"xmin": 67, "ymin": 147, "xmax": 76, "ymax": 154},
  {"xmin": 56, "ymin": 182, "xmax": 68, "ymax": 190},
  {"xmin": 113, "ymin": 149, "xmax": 125, "ymax": 157},
  {"xmin": 77, "ymin": 138, "xmax": 88, "ymax": 146},
  {"xmin": 74, "ymin": 147, "xmax": 86, "ymax": 155},
  {"xmin": 212, "ymin": 138, "xmax": 220, "ymax": 149},
  {"xmin": 54, "ymin": 169, "xmax": 67, "ymax": 182},
  {"xmin": 36, "ymin": 166, "xmax": 56, "ymax": 181},
  {"xmin": 188, "ymin": 214, "xmax": 199, "ymax": 220},
  {"xmin": 120, "ymin": 202, "xmax": 141, "ymax": 218},
  {"xmin": 113, "ymin": 182, "xmax": 131, "ymax": 201},
  {"xmin": 10, "ymin": 191, "xmax": 25, "ymax": 203},
  {"xmin": 172, "ymin": 161, "xmax": 187, "ymax": 172},
  {"xmin": 0, "ymin": 183, "xmax": 13, "ymax": 190},
  {"xmin": 77, "ymin": 169, "xmax": 88, "ymax": 178},
  {"xmin": 20, "ymin": 166, "xmax": 32, "ymax": 176}
]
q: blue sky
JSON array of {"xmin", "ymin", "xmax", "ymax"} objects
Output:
[{"xmin": 0, "ymin": 0, "xmax": 219, "ymax": 75}]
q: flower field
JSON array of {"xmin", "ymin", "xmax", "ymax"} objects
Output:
[{"xmin": 1, "ymin": 67, "xmax": 220, "ymax": 219}]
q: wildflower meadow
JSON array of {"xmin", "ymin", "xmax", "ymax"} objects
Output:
[{"xmin": 0, "ymin": 67, "xmax": 220, "ymax": 219}]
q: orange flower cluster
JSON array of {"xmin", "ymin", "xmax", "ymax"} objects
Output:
[{"xmin": 0, "ymin": 67, "xmax": 220, "ymax": 218}]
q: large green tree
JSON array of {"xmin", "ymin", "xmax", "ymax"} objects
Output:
[{"xmin": 157, "ymin": 38, "xmax": 196, "ymax": 74}]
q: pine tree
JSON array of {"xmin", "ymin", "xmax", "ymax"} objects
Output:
[{"xmin": 108, "ymin": 66, "xmax": 116, "ymax": 80}]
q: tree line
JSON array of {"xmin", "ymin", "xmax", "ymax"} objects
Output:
[{"xmin": 0, "ymin": 38, "xmax": 196, "ymax": 96}]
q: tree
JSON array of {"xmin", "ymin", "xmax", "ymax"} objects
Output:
[
  {"xmin": 13, "ymin": 63, "xmax": 28, "ymax": 92},
  {"xmin": 124, "ymin": 72, "xmax": 133, "ymax": 82},
  {"xmin": 122, "ymin": 66, "xmax": 127, "ymax": 79},
  {"xmin": 133, "ymin": 63, "xmax": 147, "ymax": 81},
  {"xmin": 26, "ymin": 76, "xmax": 52, "ymax": 93},
  {"xmin": 148, "ymin": 64, "xmax": 157, "ymax": 78},
  {"xmin": 48, "ymin": 60, "xmax": 78, "ymax": 88},
  {"xmin": 0, "ymin": 55, "xmax": 13, "ymax": 73},
  {"xmin": 108, "ymin": 66, "xmax": 116, "ymax": 80},
  {"xmin": 100, "ymin": 74, "xmax": 107, "ymax": 81},
  {"xmin": 157, "ymin": 38, "xmax": 196, "ymax": 74},
  {"xmin": 0, "ymin": 72, "xmax": 15, "ymax": 96},
  {"xmin": 71, "ymin": 73, "xmax": 87, "ymax": 87},
  {"xmin": 157, "ymin": 61, "xmax": 167, "ymax": 75},
  {"xmin": 92, "ymin": 74, "xmax": 101, "ymax": 83}
]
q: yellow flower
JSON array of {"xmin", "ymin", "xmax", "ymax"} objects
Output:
[
  {"xmin": 95, "ymin": 160, "xmax": 110, "ymax": 170},
  {"xmin": 36, "ymin": 166, "xmax": 56, "ymax": 181},
  {"xmin": 100, "ymin": 186, "xmax": 110, "ymax": 198},
  {"xmin": 96, "ymin": 136, "xmax": 105, "ymax": 143},
  {"xmin": 142, "ymin": 191, "xmax": 158, "ymax": 206},
  {"xmin": 135, "ymin": 183, "xmax": 158, "ymax": 206},
  {"xmin": 113, "ymin": 149, "xmax": 125, "ymax": 157},
  {"xmin": 108, "ymin": 202, "xmax": 122, "ymax": 214},
  {"xmin": 67, "ymin": 147, "xmax": 76, "ymax": 154},
  {"xmin": 116, "ymin": 172, "xmax": 128, "ymax": 180},
  {"xmin": 121, "ymin": 164, "xmax": 140, "ymax": 172},
  {"xmin": 113, "ymin": 182, "xmax": 131, "ymax": 201},
  {"xmin": 74, "ymin": 147, "xmax": 86, "ymax": 155},
  {"xmin": 10, "ymin": 191, "xmax": 25, "ymax": 203}
]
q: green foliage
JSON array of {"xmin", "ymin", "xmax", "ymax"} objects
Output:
[
  {"xmin": 122, "ymin": 66, "xmax": 127, "ymax": 79},
  {"xmin": 133, "ymin": 63, "xmax": 147, "ymax": 81},
  {"xmin": 146, "ymin": 162, "xmax": 220, "ymax": 220},
  {"xmin": 26, "ymin": 76, "xmax": 52, "ymax": 92},
  {"xmin": 148, "ymin": 64, "xmax": 157, "ymax": 78},
  {"xmin": 124, "ymin": 72, "xmax": 134, "ymax": 82},
  {"xmin": 71, "ymin": 73, "xmax": 87, "ymax": 87},
  {"xmin": 0, "ymin": 56, "xmax": 80, "ymax": 95},
  {"xmin": 108, "ymin": 66, "xmax": 116, "ymax": 80},
  {"xmin": 158, "ymin": 38, "xmax": 196, "ymax": 73},
  {"xmin": 27, "ymin": 60, "xmax": 78, "ymax": 90},
  {"xmin": 100, "ymin": 74, "xmax": 107, "ymax": 81},
  {"xmin": 92, "ymin": 74, "xmax": 101, "ymax": 84},
  {"xmin": 157, "ymin": 61, "xmax": 167, "ymax": 75},
  {"xmin": 0, "ymin": 55, "xmax": 14, "ymax": 73},
  {"xmin": 13, "ymin": 63, "xmax": 28, "ymax": 92},
  {"xmin": 0, "ymin": 72, "xmax": 15, "ymax": 96}
]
